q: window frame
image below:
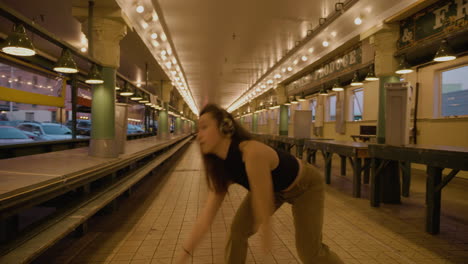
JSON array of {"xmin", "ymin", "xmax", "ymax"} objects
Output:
[
  {"xmin": 350, "ymin": 87, "xmax": 364, "ymax": 121},
  {"xmin": 326, "ymin": 93, "xmax": 337, "ymax": 122}
]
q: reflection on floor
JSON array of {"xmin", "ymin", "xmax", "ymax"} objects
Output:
[{"xmin": 37, "ymin": 142, "xmax": 468, "ymax": 263}]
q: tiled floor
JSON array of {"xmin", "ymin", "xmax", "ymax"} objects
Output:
[{"xmin": 37, "ymin": 141, "xmax": 468, "ymax": 263}]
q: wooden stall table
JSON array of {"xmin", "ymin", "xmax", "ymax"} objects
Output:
[
  {"xmin": 368, "ymin": 144, "xmax": 468, "ymax": 234},
  {"xmin": 304, "ymin": 140, "xmax": 370, "ymax": 198}
]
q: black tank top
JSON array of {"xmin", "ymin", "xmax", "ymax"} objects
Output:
[{"xmin": 223, "ymin": 139, "xmax": 299, "ymax": 192}]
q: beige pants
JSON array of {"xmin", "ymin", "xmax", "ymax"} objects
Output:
[{"xmin": 225, "ymin": 161, "xmax": 344, "ymax": 264}]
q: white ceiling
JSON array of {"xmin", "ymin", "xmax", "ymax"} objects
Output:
[
  {"xmin": 154, "ymin": 0, "xmax": 419, "ymax": 110},
  {"xmin": 156, "ymin": 0, "xmax": 340, "ymax": 108}
]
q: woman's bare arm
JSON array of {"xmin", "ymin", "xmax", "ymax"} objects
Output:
[
  {"xmin": 182, "ymin": 190, "xmax": 226, "ymax": 252},
  {"xmin": 243, "ymin": 141, "xmax": 276, "ymax": 250}
]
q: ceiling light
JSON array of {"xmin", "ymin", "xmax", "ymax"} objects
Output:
[
  {"xmin": 301, "ymin": 56, "xmax": 308, "ymax": 61},
  {"xmin": 274, "ymin": 74, "xmax": 282, "ymax": 79},
  {"xmin": 161, "ymin": 33, "xmax": 167, "ymax": 41},
  {"xmin": 319, "ymin": 85, "xmax": 328, "ymax": 96},
  {"xmin": 152, "ymin": 12, "xmax": 158, "ymax": 21},
  {"xmin": 354, "ymin": 17, "xmax": 362, "ymax": 25},
  {"xmin": 152, "ymin": 40, "xmax": 159, "ymax": 47},
  {"xmin": 85, "ymin": 64, "xmax": 104, "ymax": 84},
  {"xmin": 53, "ymin": 49, "xmax": 78, "ymax": 73},
  {"xmin": 115, "ymin": 86, "xmax": 120, "ymax": 90},
  {"xmin": 293, "ymin": 59, "xmax": 298, "ymax": 65},
  {"xmin": 131, "ymin": 90, "xmax": 143, "ymax": 101},
  {"xmin": 433, "ymin": 39, "xmax": 456, "ymax": 62},
  {"xmin": 351, "ymin": 71, "xmax": 364, "ymax": 86},
  {"xmin": 141, "ymin": 22, "xmax": 148, "ymax": 29},
  {"xmin": 291, "ymin": 96, "xmax": 298, "ymax": 104},
  {"xmin": 1, "ymin": 24, "xmax": 36, "ymax": 56},
  {"xmin": 287, "ymin": 66, "xmax": 293, "ymax": 72},
  {"xmin": 322, "ymin": 41, "xmax": 329, "ymax": 47},
  {"xmin": 365, "ymin": 65, "xmax": 379, "ymax": 81},
  {"xmin": 308, "ymin": 48, "xmax": 314, "ymax": 53},
  {"xmin": 136, "ymin": 83, "xmax": 142, "ymax": 87},
  {"xmin": 332, "ymin": 79, "xmax": 344, "ymax": 91},
  {"xmin": 161, "ymin": 50, "xmax": 167, "ymax": 56},
  {"xmin": 136, "ymin": 5, "xmax": 144, "ymax": 13},
  {"xmin": 298, "ymin": 92, "xmax": 306, "ymax": 101},
  {"xmin": 151, "ymin": 33, "xmax": 158, "ymax": 39},
  {"xmin": 80, "ymin": 47, "xmax": 87, "ymax": 52},
  {"xmin": 331, "ymin": 31, "xmax": 337, "ymax": 37},
  {"xmin": 395, "ymin": 56, "xmax": 413, "ymax": 74},
  {"xmin": 282, "ymin": 68, "xmax": 286, "ymax": 73}
]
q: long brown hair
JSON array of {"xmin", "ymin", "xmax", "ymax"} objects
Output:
[{"xmin": 200, "ymin": 104, "xmax": 252, "ymax": 193}]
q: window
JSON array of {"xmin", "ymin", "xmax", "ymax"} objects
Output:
[
  {"xmin": 309, "ymin": 98, "xmax": 317, "ymax": 121},
  {"xmin": 352, "ymin": 88, "xmax": 363, "ymax": 120},
  {"xmin": 441, "ymin": 65, "xmax": 468, "ymax": 117},
  {"xmin": 25, "ymin": 112, "xmax": 34, "ymax": 121},
  {"xmin": 328, "ymin": 95, "xmax": 336, "ymax": 121}
]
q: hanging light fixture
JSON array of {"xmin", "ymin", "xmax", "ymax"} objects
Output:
[
  {"xmin": 433, "ymin": 39, "xmax": 456, "ymax": 62},
  {"xmin": 119, "ymin": 83, "xmax": 134, "ymax": 96},
  {"xmin": 332, "ymin": 78, "xmax": 344, "ymax": 91},
  {"xmin": 139, "ymin": 93, "xmax": 150, "ymax": 103},
  {"xmin": 53, "ymin": 49, "xmax": 78, "ymax": 73},
  {"xmin": 319, "ymin": 85, "xmax": 328, "ymax": 96},
  {"xmin": 291, "ymin": 96, "xmax": 299, "ymax": 104},
  {"xmin": 85, "ymin": 64, "xmax": 104, "ymax": 84},
  {"xmin": 115, "ymin": 85, "xmax": 120, "ymax": 90},
  {"xmin": 298, "ymin": 92, "xmax": 306, "ymax": 101},
  {"xmin": 351, "ymin": 71, "xmax": 363, "ymax": 86},
  {"xmin": 395, "ymin": 56, "xmax": 413, "ymax": 74},
  {"xmin": 1, "ymin": 24, "xmax": 36, "ymax": 56},
  {"xmin": 365, "ymin": 65, "xmax": 378, "ymax": 81},
  {"xmin": 284, "ymin": 98, "xmax": 291, "ymax": 106},
  {"xmin": 131, "ymin": 90, "xmax": 143, "ymax": 101}
]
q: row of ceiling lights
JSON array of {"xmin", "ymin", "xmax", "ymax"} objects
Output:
[
  {"xmin": 1, "ymin": 24, "xmax": 168, "ymax": 111},
  {"xmin": 227, "ymin": 6, "xmax": 366, "ymax": 113},
  {"xmin": 228, "ymin": 22, "xmax": 458, "ymax": 113},
  {"xmin": 2, "ymin": 24, "xmax": 104, "ymax": 84},
  {"xmin": 395, "ymin": 39, "xmax": 457, "ymax": 74},
  {"xmin": 115, "ymin": 0, "xmax": 198, "ymax": 116},
  {"xmin": 234, "ymin": 35, "xmax": 457, "ymax": 113}
]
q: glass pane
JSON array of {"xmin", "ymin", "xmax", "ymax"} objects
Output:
[
  {"xmin": 353, "ymin": 89, "xmax": 363, "ymax": 120},
  {"xmin": 329, "ymin": 95, "xmax": 336, "ymax": 121},
  {"xmin": 441, "ymin": 65, "xmax": 468, "ymax": 117},
  {"xmin": 0, "ymin": 62, "xmax": 63, "ymax": 97}
]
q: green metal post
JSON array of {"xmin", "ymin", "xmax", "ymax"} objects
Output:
[
  {"xmin": 91, "ymin": 66, "xmax": 115, "ymax": 139},
  {"xmin": 158, "ymin": 102, "xmax": 169, "ymax": 138},
  {"xmin": 279, "ymin": 105, "xmax": 288, "ymax": 136},
  {"xmin": 252, "ymin": 113, "xmax": 258, "ymax": 133}
]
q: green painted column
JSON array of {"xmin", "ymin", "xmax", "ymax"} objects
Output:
[
  {"xmin": 279, "ymin": 105, "xmax": 288, "ymax": 136},
  {"xmin": 89, "ymin": 66, "xmax": 118, "ymax": 157},
  {"xmin": 175, "ymin": 116, "xmax": 181, "ymax": 135},
  {"xmin": 158, "ymin": 102, "xmax": 169, "ymax": 139},
  {"xmin": 91, "ymin": 67, "xmax": 115, "ymax": 139},
  {"xmin": 377, "ymin": 76, "xmax": 400, "ymax": 144},
  {"xmin": 252, "ymin": 113, "xmax": 258, "ymax": 133}
]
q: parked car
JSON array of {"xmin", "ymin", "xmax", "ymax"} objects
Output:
[
  {"xmin": 127, "ymin": 124, "xmax": 145, "ymax": 134},
  {"xmin": 0, "ymin": 126, "xmax": 35, "ymax": 145},
  {"xmin": 65, "ymin": 120, "xmax": 92, "ymax": 136},
  {"xmin": 17, "ymin": 122, "xmax": 81, "ymax": 141}
]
